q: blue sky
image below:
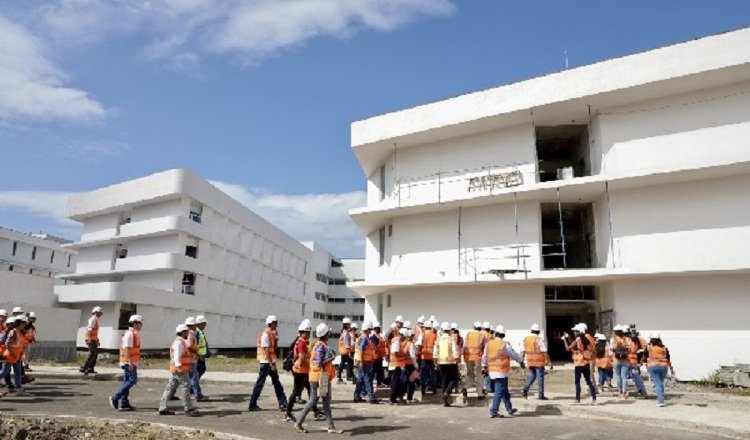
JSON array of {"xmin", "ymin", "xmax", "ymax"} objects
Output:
[{"xmin": 1, "ymin": 1, "xmax": 749, "ymax": 257}]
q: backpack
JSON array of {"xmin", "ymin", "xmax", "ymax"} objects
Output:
[
  {"xmin": 614, "ymin": 343, "xmax": 629, "ymax": 360},
  {"xmin": 282, "ymin": 338, "xmax": 298, "ymax": 372},
  {"xmin": 595, "ymin": 340, "xmax": 607, "ymax": 358}
]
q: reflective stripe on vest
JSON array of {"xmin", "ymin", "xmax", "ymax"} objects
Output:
[
  {"xmin": 197, "ymin": 330, "xmax": 208, "ymax": 356},
  {"xmin": 169, "ymin": 338, "xmax": 192, "ymax": 373},
  {"xmin": 647, "ymin": 344, "xmax": 669, "ymax": 368},
  {"xmin": 119, "ymin": 329, "xmax": 141, "ymax": 364},
  {"xmin": 486, "ymin": 339, "xmax": 511, "ymax": 374},
  {"xmin": 421, "ymin": 330, "xmax": 436, "ymax": 360},
  {"xmin": 389, "ymin": 339, "xmax": 407, "ymax": 368},
  {"xmin": 523, "ymin": 335, "xmax": 546, "ymax": 367},
  {"xmin": 464, "ymin": 330, "xmax": 482, "ymax": 361},
  {"xmin": 257, "ymin": 329, "xmax": 277, "ymax": 362},
  {"xmin": 309, "ymin": 341, "xmax": 335, "ymax": 382},
  {"xmin": 437, "ymin": 334, "xmax": 455, "ymax": 364}
]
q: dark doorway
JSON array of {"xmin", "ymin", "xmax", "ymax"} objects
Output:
[{"xmin": 541, "ymin": 203, "xmax": 596, "ymax": 269}]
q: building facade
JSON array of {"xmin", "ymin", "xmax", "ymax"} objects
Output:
[
  {"xmin": 0, "ymin": 227, "xmax": 80, "ymax": 360},
  {"xmin": 349, "ymin": 28, "xmax": 750, "ymax": 380},
  {"xmin": 55, "ymin": 169, "xmax": 365, "ymax": 350}
]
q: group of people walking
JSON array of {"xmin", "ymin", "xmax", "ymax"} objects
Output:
[{"xmin": 0, "ymin": 306, "xmax": 37, "ymax": 396}]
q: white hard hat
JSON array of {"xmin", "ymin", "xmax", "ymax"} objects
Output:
[
  {"xmin": 342, "ymin": 317, "xmax": 351, "ymax": 324},
  {"xmin": 649, "ymin": 331, "xmax": 661, "ymax": 340},
  {"xmin": 6, "ymin": 317, "xmax": 15, "ymax": 325},
  {"xmin": 403, "ymin": 320, "xmax": 412, "ymax": 329},
  {"xmin": 417, "ymin": 315, "xmax": 425, "ymax": 324},
  {"xmin": 431, "ymin": 321, "xmax": 439, "ymax": 329},
  {"xmin": 298, "ymin": 321, "xmax": 312, "ymax": 332},
  {"xmin": 578, "ymin": 323, "xmax": 588, "ymax": 332},
  {"xmin": 0, "ymin": 309, "xmax": 6, "ymax": 317},
  {"xmin": 614, "ymin": 325, "xmax": 624, "ymax": 332},
  {"xmin": 429, "ymin": 315, "xmax": 436, "ymax": 322},
  {"xmin": 450, "ymin": 322, "xmax": 458, "ymax": 330},
  {"xmin": 395, "ymin": 315, "xmax": 404, "ymax": 323},
  {"xmin": 266, "ymin": 315, "xmax": 278, "ymax": 325},
  {"xmin": 373, "ymin": 321, "xmax": 381, "ymax": 328},
  {"xmin": 92, "ymin": 306, "xmax": 103, "ymax": 314},
  {"xmin": 129, "ymin": 314, "xmax": 143, "ymax": 323},
  {"xmin": 12, "ymin": 306, "xmax": 23, "ymax": 314},
  {"xmin": 185, "ymin": 316, "xmax": 196, "ymax": 326},
  {"xmin": 176, "ymin": 324, "xmax": 189, "ymax": 333},
  {"xmin": 571, "ymin": 324, "xmax": 582, "ymax": 332},
  {"xmin": 16, "ymin": 315, "xmax": 28, "ymax": 323},
  {"xmin": 28, "ymin": 312, "xmax": 36, "ymax": 318},
  {"xmin": 440, "ymin": 321, "xmax": 451, "ymax": 331},
  {"xmin": 362, "ymin": 322, "xmax": 373, "ymax": 331},
  {"xmin": 315, "ymin": 323, "xmax": 330, "ymax": 338},
  {"xmin": 473, "ymin": 321, "xmax": 482, "ymax": 328},
  {"xmin": 495, "ymin": 324, "xmax": 505, "ymax": 334},
  {"xmin": 530, "ymin": 323, "xmax": 540, "ymax": 332},
  {"xmin": 595, "ymin": 333, "xmax": 606, "ymax": 341},
  {"xmin": 196, "ymin": 315, "xmax": 207, "ymax": 324},
  {"xmin": 399, "ymin": 328, "xmax": 410, "ymax": 337},
  {"xmin": 351, "ymin": 323, "xmax": 358, "ymax": 329},
  {"xmin": 482, "ymin": 321, "xmax": 491, "ymax": 329}
]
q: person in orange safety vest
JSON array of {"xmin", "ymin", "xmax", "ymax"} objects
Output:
[{"xmin": 110, "ymin": 314, "xmax": 143, "ymax": 411}]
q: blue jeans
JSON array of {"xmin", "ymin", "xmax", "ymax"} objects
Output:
[
  {"xmin": 113, "ymin": 366, "xmax": 138, "ymax": 405},
  {"xmin": 489, "ymin": 377, "xmax": 512, "ymax": 416},
  {"xmin": 354, "ymin": 362, "xmax": 376, "ymax": 401},
  {"xmin": 613, "ymin": 361, "xmax": 630, "ymax": 393},
  {"xmin": 574, "ymin": 365, "xmax": 597, "ymax": 401},
  {"xmin": 192, "ymin": 358, "xmax": 205, "ymax": 396},
  {"xmin": 249, "ymin": 363, "xmax": 287, "ymax": 409},
  {"xmin": 0, "ymin": 361, "xmax": 23, "ymax": 390},
  {"xmin": 648, "ymin": 365, "xmax": 668, "ymax": 404},
  {"xmin": 630, "ymin": 365, "xmax": 646, "ymax": 392},
  {"xmin": 419, "ymin": 360, "xmax": 436, "ymax": 392},
  {"xmin": 523, "ymin": 366, "xmax": 545, "ymax": 397},
  {"xmin": 597, "ymin": 367, "xmax": 613, "ymax": 387}
]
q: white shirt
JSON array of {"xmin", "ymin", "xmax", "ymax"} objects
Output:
[
  {"xmin": 87, "ymin": 315, "xmax": 98, "ymax": 330},
  {"xmin": 407, "ymin": 341, "xmax": 418, "ymax": 366},
  {"xmin": 172, "ymin": 338, "xmax": 185, "ymax": 368},
  {"xmin": 260, "ymin": 332, "xmax": 271, "ymax": 364},
  {"xmin": 119, "ymin": 330, "xmax": 138, "ymax": 367},
  {"xmin": 388, "ymin": 338, "xmax": 401, "ymax": 371}
]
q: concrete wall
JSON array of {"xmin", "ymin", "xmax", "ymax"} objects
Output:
[{"xmin": 610, "ymin": 274, "xmax": 750, "ymax": 381}]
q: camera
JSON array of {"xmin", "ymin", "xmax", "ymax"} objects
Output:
[{"xmin": 628, "ymin": 324, "xmax": 639, "ymax": 338}]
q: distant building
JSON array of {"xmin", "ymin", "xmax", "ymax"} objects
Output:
[
  {"xmin": 349, "ymin": 28, "xmax": 750, "ymax": 380},
  {"xmin": 0, "ymin": 227, "xmax": 80, "ymax": 360},
  {"xmin": 55, "ymin": 169, "xmax": 364, "ymax": 350}
]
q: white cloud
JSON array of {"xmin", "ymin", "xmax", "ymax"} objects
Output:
[
  {"xmin": 0, "ymin": 190, "xmax": 76, "ymax": 226},
  {"xmin": 0, "ymin": 15, "xmax": 105, "ymax": 123},
  {"xmin": 28, "ymin": 0, "xmax": 455, "ymax": 65},
  {"xmin": 211, "ymin": 180, "xmax": 366, "ymax": 257},
  {"xmin": 58, "ymin": 141, "xmax": 131, "ymax": 159}
]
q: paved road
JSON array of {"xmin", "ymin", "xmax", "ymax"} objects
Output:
[{"xmin": 0, "ymin": 378, "xmax": 730, "ymax": 440}]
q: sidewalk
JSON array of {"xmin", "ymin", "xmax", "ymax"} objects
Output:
[{"xmin": 28, "ymin": 366, "xmax": 750, "ymax": 439}]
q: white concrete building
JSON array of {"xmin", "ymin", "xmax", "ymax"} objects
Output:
[
  {"xmin": 349, "ymin": 28, "xmax": 750, "ymax": 380},
  {"xmin": 0, "ymin": 227, "xmax": 80, "ymax": 360},
  {"xmin": 55, "ymin": 169, "xmax": 365, "ymax": 351}
]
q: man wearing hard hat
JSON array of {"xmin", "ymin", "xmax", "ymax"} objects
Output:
[
  {"xmin": 336, "ymin": 318, "xmax": 354, "ymax": 384},
  {"xmin": 158, "ymin": 324, "xmax": 199, "ymax": 416},
  {"xmin": 194, "ymin": 315, "xmax": 209, "ymax": 401},
  {"xmin": 248, "ymin": 315, "xmax": 288, "ymax": 411},
  {"xmin": 521, "ymin": 323, "xmax": 552, "ymax": 400},
  {"xmin": 80, "ymin": 306, "xmax": 103, "ymax": 375},
  {"xmin": 111, "ymin": 314, "xmax": 143, "ymax": 411},
  {"xmin": 482, "ymin": 325, "xmax": 525, "ymax": 418}
]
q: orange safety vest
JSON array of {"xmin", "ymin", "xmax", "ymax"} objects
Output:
[
  {"xmin": 257, "ymin": 329, "xmax": 278, "ymax": 362},
  {"xmin": 3, "ymin": 330, "xmax": 26, "ymax": 364},
  {"xmin": 24, "ymin": 327, "xmax": 36, "ymax": 344},
  {"xmin": 293, "ymin": 337, "xmax": 311, "ymax": 374},
  {"xmin": 464, "ymin": 330, "xmax": 483, "ymax": 361},
  {"xmin": 627, "ymin": 337, "xmax": 641, "ymax": 365},
  {"xmin": 403, "ymin": 340, "xmax": 415, "ymax": 366},
  {"xmin": 376, "ymin": 334, "xmax": 387, "ymax": 358},
  {"xmin": 647, "ymin": 344, "xmax": 670, "ymax": 368},
  {"xmin": 0, "ymin": 324, "xmax": 6, "ymax": 353},
  {"xmin": 486, "ymin": 338, "xmax": 511, "ymax": 374},
  {"xmin": 360, "ymin": 335, "xmax": 376, "ymax": 363},
  {"xmin": 523, "ymin": 334, "xmax": 546, "ymax": 367},
  {"xmin": 169, "ymin": 338, "xmax": 192, "ymax": 373},
  {"xmin": 187, "ymin": 329, "xmax": 199, "ymax": 360},
  {"xmin": 309, "ymin": 340, "xmax": 335, "ymax": 383},
  {"xmin": 85, "ymin": 316, "xmax": 99, "ymax": 342},
  {"xmin": 596, "ymin": 353, "xmax": 613, "ymax": 369},
  {"xmin": 571, "ymin": 337, "xmax": 592, "ymax": 367},
  {"xmin": 338, "ymin": 330, "xmax": 351, "ymax": 355},
  {"xmin": 389, "ymin": 339, "xmax": 407, "ymax": 368},
  {"xmin": 421, "ymin": 330, "xmax": 436, "ymax": 361},
  {"xmin": 119, "ymin": 329, "xmax": 141, "ymax": 364}
]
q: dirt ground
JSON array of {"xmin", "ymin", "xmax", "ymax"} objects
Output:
[{"xmin": 0, "ymin": 417, "xmax": 221, "ymax": 440}]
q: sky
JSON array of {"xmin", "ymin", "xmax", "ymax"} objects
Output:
[{"xmin": 0, "ymin": 1, "xmax": 749, "ymax": 258}]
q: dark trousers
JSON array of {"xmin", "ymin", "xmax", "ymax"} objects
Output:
[
  {"xmin": 197, "ymin": 358, "xmax": 207, "ymax": 378},
  {"xmin": 419, "ymin": 359, "xmax": 436, "ymax": 392},
  {"xmin": 374, "ymin": 357, "xmax": 385, "ymax": 385},
  {"xmin": 389, "ymin": 367, "xmax": 404, "ymax": 402},
  {"xmin": 439, "ymin": 364, "xmax": 459, "ymax": 398},
  {"xmin": 337, "ymin": 354, "xmax": 354, "ymax": 381},
  {"xmin": 574, "ymin": 365, "xmax": 597, "ymax": 401},
  {"xmin": 404, "ymin": 364, "xmax": 416, "ymax": 400},
  {"xmin": 286, "ymin": 372, "xmax": 318, "ymax": 416},
  {"xmin": 354, "ymin": 362, "xmax": 377, "ymax": 401},
  {"xmin": 81, "ymin": 341, "xmax": 98, "ymax": 372},
  {"xmin": 249, "ymin": 363, "xmax": 287, "ymax": 409}
]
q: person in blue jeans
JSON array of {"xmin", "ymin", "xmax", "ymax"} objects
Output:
[
  {"xmin": 482, "ymin": 325, "xmax": 525, "ymax": 418},
  {"xmin": 0, "ymin": 316, "xmax": 27, "ymax": 394},
  {"xmin": 521, "ymin": 323, "xmax": 551, "ymax": 400},
  {"xmin": 611, "ymin": 325, "xmax": 633, "ymax": 399},
  {"xmin": 248, "ymin": 315, "xmax": 288, "ymax": 411},
  {"xmin": 353, "ymin": 322, "xmax": 379, "ymax": 403},
  {"xmin": 644, "ymin": 332, "xmax": 674, "ymax": 407},
  {"xmin": 111, "ymin": 315, "xmax": 143, "ymax": 411}
]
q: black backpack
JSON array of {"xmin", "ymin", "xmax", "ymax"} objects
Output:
[
  {"xmin": 282, "ymin": 338, "xmax": 298, "ymax": 372},
  {"xmin": 614, "ymin": 344, "xmax": 629, "ymax": 360},
  {"xmin": 595, "ymin": 340, "xmax": 607, "ymax": 358}
]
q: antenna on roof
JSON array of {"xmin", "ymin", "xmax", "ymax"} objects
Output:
[{"xmin": 564, "ymin": 50, "xmax": 569, "ymax": 70}]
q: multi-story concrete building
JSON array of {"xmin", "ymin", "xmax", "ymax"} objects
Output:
[
  {"xmin": 349, "ymin": 28, "xmax": 750, "ymax": 380},
  {"xmin": 55, "ymin": 169, "xmax": 365, "ymax": 350},
  {"xmin": 0, "ymin": 227, "xmax": 79, "ymax": 360}
]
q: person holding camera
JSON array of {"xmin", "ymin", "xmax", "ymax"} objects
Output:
[
  {"xmin": 563, "ymin": 324, "xmax": 597, "ymax": 405},
  {"xmin": 626, "ymin": 325, "xmax": 648, "ymax": 397}
]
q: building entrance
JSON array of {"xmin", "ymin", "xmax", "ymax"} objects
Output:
[{"xmin": 544, "ymin": 285, "xmax": 598, "ymax": 361}]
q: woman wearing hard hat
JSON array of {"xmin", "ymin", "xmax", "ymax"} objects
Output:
[{"xmin": 644, "ymin": 332, "xmax": 675, "ymax": 407}]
